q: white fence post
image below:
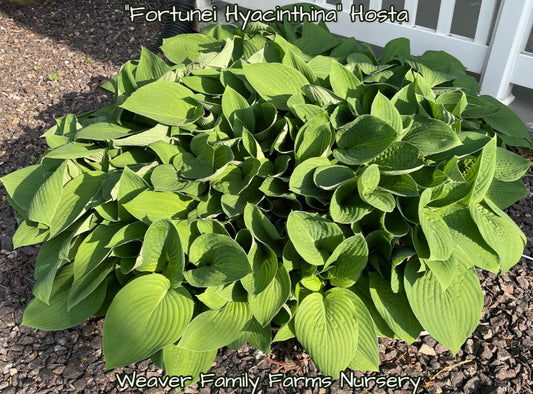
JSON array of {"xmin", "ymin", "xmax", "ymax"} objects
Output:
[
  {"xmin": 479, "ymin": 0, "xmax": 533, "ymax": 104},
  {"xmin": 436, "ymin": 0, "xmax": 456, "ymax": 35}
]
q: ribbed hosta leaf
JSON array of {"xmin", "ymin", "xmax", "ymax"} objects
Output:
[
  {"xmin": 123, "ymin": 190, "xmax": 194, "ymax": 223},
  {"xmin": 439, "ymin": 204, "xmax": 500, "ymax": 273},
  {"xmin": 333, "ymin": 115, "xmax": 397, "ymax": 165},
  {"xmin": 402, "ymin": 116, "xmax": 461, "ymax": 155},
  {"xmin": 369, "ymin": 272, "xmax": 422, "ymax": 344},
  {"xmin": 287, "ymin": 211, "xmax": 344, "ymax": 266},
  {"xmin": 324, "ymin": 234, "xmax": 368, "ymax": 288},
  {"xmin": 120, "ymin": 81, "xmax": 201, "ymax": 125},
  {"xmin": 28, "ymin": 161, "xmax": 67, "ymax": 226},
  {"xmin": 465, "ymin": 137, "xmax": 497, "ymax": 204},
  {"xmin": 404, "ymin": 259, "xmax": 483, "ymax": 354},
  {"xmin": 329, "ymin": 60, "xmax": 361, "ymax": 98},
  {"xmin": 23, "ymin": 265, "xmax": 105, "ymax": 331},
  {"xmin": 243, "ymin": 63, "xmax": 308, "ymax": 110},
  {"xmin": 494, "ymin": 148, "xmax": 531, "ymax": 181},
  {"xmin": 159, "ymin": 344, "xmax": 217, "ymax": 387},
  {"xmin": 184, "ymin": 233, "xmax": 251, "ymax": 287},
  {"xmin": 249, "ymin": 265, "xmax": 291, "ymax": 326},
  {"xmin": 371, "ymin": 91, "xmax": 403, "ymax": 133},
  {"xmin": 470, "ymin": 201, "xmax": 525, "ymax": 274},
  {"xmin": 103, "ymin": 274, "xmax": 194, "ymax": 368},
  {"xmin": 179, "ymin": 302, "xmax": 251, "ymax": 351},
  {"xmin": 345, "ymin": 290, "xmax": 379, "ymax": 371},
  {"xmin": 295, "ymin": 289, "xmax": 358, "ymax": 376}
]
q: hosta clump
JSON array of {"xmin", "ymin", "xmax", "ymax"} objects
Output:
[{"xmin": 2, "ymin": 20, "xmax": 531, "ymax": 382}]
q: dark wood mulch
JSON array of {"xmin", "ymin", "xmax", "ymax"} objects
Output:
[{"xmin": 0, "ymin": 1, "xmax": 532, "ymax": 393}]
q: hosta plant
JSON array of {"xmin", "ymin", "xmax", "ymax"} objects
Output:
[{"xmin": 2, "ymin": 19, "xmax": 531, "ymax": 382}]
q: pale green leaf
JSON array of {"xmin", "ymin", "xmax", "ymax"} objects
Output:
[
  {"xmin": 324, "ymin": 234, "xmax": 368, "ymax": 288},
  {"xmin": 371, "ymin": 91, "xmax": 403, "ymax": 133},
  {"xmin": 123, "ymin": 190, "xmax": 194, "ymax": 224},
  {"xmin": 404, "ymin": 259, "xmax": 483, "ymax": 354},
  {"xmin": 249, "ymin": 265, "xmax": 291, "ymax": 326},
  {"xmin": 329, "ymin": 60, "xmax": 361, "ymax": 98},
  {"xmin": 294, "ymin": 113, "xmax": 333, "ymax": 162},
  {"xmin": 179, "ymin": 302, "xmax": 251, "ymax": 351},
  {"xmin": 294, "ymin": 289, "xmax": 358, "ymax": 376},
  {"xmin": 334, "ymin": 115, "xmax": 397, "ymax": 165},
  {"xmin": 402, "ymin": 116, "xmax": 461, "ymax": 155},
  {"xmin": 103, "ymin": 274, "xmax": 194, "ymax": 368},
  {"xmin": 439, "ymin": 204, "xmax": 500, "ymax": 273},
  {"xmin": 23, "ymin": 265, "xmax": 105, "ymax": 331},
  {"xmin": 159, "ymin": 344, "xmax": 217, "ymax": 387},
  {"xmin": 470, "ymin": 201, "xmax": 525, "ymax": 274},
  {"xmin": 113, "ymin": 124, "xmax": 169, "ymax": 147},
  {"xmin": 241, "ymin": 242, "xmax": 278, "ymax": 296},
  {"xmin": 49, "ymin": 172, "xmax": 106, "ymax": 237},
  {"xmin": 1, "ymin": 164, "xmax": 47, "ymax": 213},
  {"xmin": 346, "ymin": 291, "xmax": 379, "ymax": 371},
  {"xmin": 13, "ymin": 221, "xmax": 49, "ymax": 249},
  {"xmin": 243, "ymin": 63, "xmax": 308, "ymax": 110},
  {"xmin": 137, "ymin": 219, "xmax": 184, "ymax": 285},
  {"xmin": 161, "ymin": 33, "xmax": 222, "ymax": 65},
  {"xmin": 369, "ymin": 272, "xmax": 422, "ymax": 344},
  {"xmin": 121, "ymin": 81, "xmax": 200, "ymax": 126},
  {"xmin": 287, "ymin": 211, "xmax": 344, "ymax": 266},
  {"xmin": 28, "ymin": 162, "xmax": 67, "ymax": 226},
  {"xmin": 184, "ymin": 233, "xmax": 251, "ymax": 287},
  {"xmin": 136, "ymin": 46, "xmax": 171, "ymax": 86}
]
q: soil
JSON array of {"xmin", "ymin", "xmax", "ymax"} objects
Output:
[{"xmin": 1, "ymin": 1, "xmax": 532, "ymax": 393}]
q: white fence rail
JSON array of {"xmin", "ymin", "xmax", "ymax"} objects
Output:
[{"xmin": 224, "ymin": 0, "xmax": 533, "ymax": 104}]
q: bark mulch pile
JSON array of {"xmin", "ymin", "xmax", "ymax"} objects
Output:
[{"xmin": 1, "ymin": 1, "xmax": 532, "ymax": 393}]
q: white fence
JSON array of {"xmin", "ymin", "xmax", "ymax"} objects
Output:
[{"xmin": 224, "ymin": 0, "xmax": 533, "ymax": 105}]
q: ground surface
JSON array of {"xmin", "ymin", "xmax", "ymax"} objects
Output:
[{"xmin": 0, "ymin": 1, "xmax": 532, "ymax": 393}]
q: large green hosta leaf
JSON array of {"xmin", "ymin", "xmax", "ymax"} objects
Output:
[
  {"xmin": 404, "ymin": 259, "xmax": 483, "ymax": 354},
  {"xmin": 470, "ymin": 201, "xmax": 526, "ymax": 274},
  {"xmin": 249, "ymin": 264, "xmax": 291, "ymax": 326},
  {"xmin": 369, "ymin": 272, "xmax": 422, "ymax": 344},
  {"xmin": 157, "ymin": 344, "xmax": 217, "ymax": 387},
  {"xmin": 287, "ymin": 211, "xmax": 344, "ymax": 266},
  {"xmin": 27, "ymin": 161, "xmax": 67, "ymax": 226},
  {"xmin": 103, "ymin": 274, "xmax": 194, "ymax": 368},
  {"xmin": 184, "ymin": 233, "xmax": 251, "ymax": 287},
  {"xmin": 136, "ymin": 219, "xmax": 184, "ymax": 285},
  {"xmin": 402, "ymin": 116, "xmax": 461, "ymax": 155},
  {"xmin": 345, "ymin": 290, "xmax": 379, "ymax": 371},
  {"xmin": 243, "ymin": 63, "xmax": 308, "ymax": 110},
  {"xmin": 120, "ymin": 81, "xmax": 201, "ymax": 125},
  {"xmin": 23, "ymin": 265, "xmax": 106, "ymax": 330},
  {"xmin": 295, "ymin": 289, "xmax": 358, "ymax": 376},
  {"xmin": 324, "ymin": 234, "xmax": 368, "ymax": 288},
  {"xmin": 333, "ymin": 115, "xmax": 397, "ymax": 165},
  {"xmin": 179, "ymin": 302, "xmax": 251, "ymax": 351}
]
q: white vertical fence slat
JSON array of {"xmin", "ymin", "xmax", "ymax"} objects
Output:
[
  {"xmin": 509, "ymin": 8, "xmax": 533, "ymax": 88},
  {"xmin": 436, "ymin": 0, "xmax": 456, "ymax": 35},
  {"xmin": 480, "ymin": 0, "xmax": 533, "ymax": 104},
  {"xmin": 474, "ymin": 0, "xmax": 498, "ymax": 44},
  {"xmin": 511, "ymin": 53, "xmax": 533, "ymax": 89},
  {"xmin": 368, "ymin": 0, "xmax": 383, "ymax": 10},
  {"xmin": 341, "ymin": 0, "xmax": 352, "ymax": 13},
  {"xmin": 403, "ymin": 0, "xmax": 419, "ymax": 27}
]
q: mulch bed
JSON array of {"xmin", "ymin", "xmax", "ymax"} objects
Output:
[{"xmin": 1, "ymin": 1, "xmax": 532, "ymax": 393}]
